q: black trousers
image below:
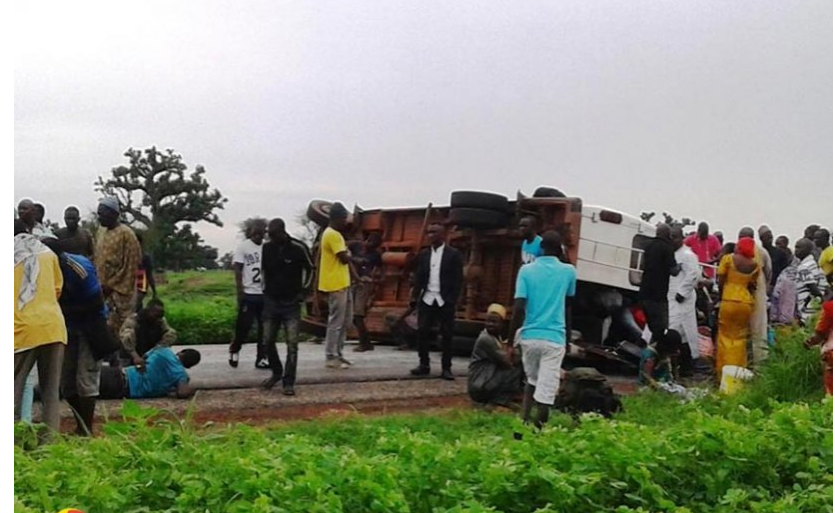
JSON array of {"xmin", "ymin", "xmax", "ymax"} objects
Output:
[
  {"xmin": 230, "ymin": 294, "xmax": 266, "ymax": 357},
  {"xmin": 642, "ymin": 299, "xmax": 669, "ymax": 343},
  {"xmin": 263, "ymin": 298, "xmax": 301, "ymax": 388},
  {"xmin": 98, "ymin": 366, "xmax": 129, "ymax": 399},
  {"xmin": 418, "ymin": 301, "xmax": 455, "ymax": 370}
]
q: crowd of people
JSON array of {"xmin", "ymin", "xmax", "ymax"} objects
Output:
[
  {"xmin": 14, "ymin": 198, "xmax": 200, "ymax": 437},
  {"xmin": 13, "ymin": 194, "xmax": 833, "ymax": 437},
  {"xmin": 635, "ymin": 221, "xmax": 833, "ymax": 396}
]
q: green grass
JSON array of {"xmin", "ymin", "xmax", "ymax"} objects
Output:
[
  {"xmin": 156, "ymin": 270, "xmax": 239, "ymax": 345},
  {"xmin": 14, "ymin": 325, "xmax": 834, "ymax": 513},
  {"xmin": 14, "ymin": 398, "xmax": 832, "ymax": 513}
]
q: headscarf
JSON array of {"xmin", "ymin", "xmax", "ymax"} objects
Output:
[
  {"xmin": 486, "ymin": 303, "xmax": 507, "ymax": 320},
  {"xmin": 99, "ymin": 196, "xmax": 120, "ymax": 213},
  {"xmin": 736, "ymin": 237, "xmax": 756, "ymax": 259},
  {"xmin": 14, "ymin": 233, "xmax": 49, "ymax": 310}
]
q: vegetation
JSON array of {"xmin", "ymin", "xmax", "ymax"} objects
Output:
[
  {"xmin": 95, "ymin": 146, "xmax": 228, "ymax": 270},
  {"xmin": 156, "ymin": 270, "xmax": 238, "ymax": 345},
  {"xmin": 14, "ymin": 327, "xmax": 832, "ymax": 512}
]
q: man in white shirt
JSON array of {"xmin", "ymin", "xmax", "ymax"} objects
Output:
[
  {"xmin": 410, "ymin": 222, "xmax": 464, "ymax": 380},
  {"xmin": 228, "ymin": 218, "xmax": 268, "ymax": 369},
  {"xmin": 795, "ymin": 238, "xmax": 827, "ymax": 325},
  {"xmin": 667, "ymin": 226, "xmax": 700, "ymax": 368}
]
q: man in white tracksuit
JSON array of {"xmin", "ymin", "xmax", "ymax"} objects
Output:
[{"xmin": 668, "ymin": 226, "xmax": 701, "ymax": 364}]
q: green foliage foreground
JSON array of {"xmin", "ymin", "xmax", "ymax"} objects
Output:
[
  {"xmin": 15, "ymin": 328, "xmax": 833, "ymax": 513},
  {"xmin": 14, "ymin": 395, "xmax": 833, "ymax": 513}
]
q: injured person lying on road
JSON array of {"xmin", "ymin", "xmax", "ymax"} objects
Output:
[{"xmin": 99, "ymin": 347, "xmax": 201, "ymax": 399}]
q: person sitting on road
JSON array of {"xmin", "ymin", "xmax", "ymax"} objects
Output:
[
  {"xmin": 98, "ymin": 347, "xmax": 200, "ymax": 399},
  {"xmin": 468, "ymin": 304, "xmax": 522, "ymax": 408},
  {"xmin": 638, "ymin": 329, "xmax": 681, "ymax": 389},
  {"xmin": 119, "ymin": 298, "xmax": 177, "ymax": 369}
]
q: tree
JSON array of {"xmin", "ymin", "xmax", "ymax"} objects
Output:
[
  {"xmin": 162, "ymin": 224, "xmax": 220, "ymax": 271},
  {"xmin": 95, "ymin": 146, "xmax": 228, "ymax": 269},
  {"xmin": 218, "ymin": 252, "xmax": 234, "ymax": 270}
]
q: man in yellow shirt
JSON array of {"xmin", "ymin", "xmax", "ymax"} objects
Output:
[
  {"xmin": 318, "ymin": 202, "xmax": 354, "ymax": 369},
  {"xmin": 815, "ymin": 229, "xmax": 832, "ymax": 280},
  {"xmin": 14, "ymin": 221, "xmax": 67, "ymax": 434}
]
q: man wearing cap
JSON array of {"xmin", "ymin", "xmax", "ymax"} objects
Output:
[
  {"xmin": 468, "ymin": 303, "xmax": 522, "ymax": 407},
  {"xmin": 94, "ymin": 197, "xmax": 141, "ymax": 364},
  {"xmin": 318, "ymin": 202, "xmax": 355, "ymax": 369}
]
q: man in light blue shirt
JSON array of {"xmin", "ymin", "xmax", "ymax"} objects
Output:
[
  {"xmin": 511, "ymin": 230, "xmax": 576, "ymax": 428},
  {"xmin": 519, "ymin": 216, "xmax": 543, "ymax": 265}
]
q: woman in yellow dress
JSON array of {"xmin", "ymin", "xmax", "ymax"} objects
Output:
[{"xmin": 715, "ymin": 237, "xmax": 760, "ymax": 373}]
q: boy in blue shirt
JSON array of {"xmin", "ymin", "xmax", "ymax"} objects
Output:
[
  {"xmin": 519, "ymin": 216, "xmax": 543, "ymax": 265},
  {"xmin": 99, "ymin": 347, "xmax": 200, "ymax": 399},
  {"xmin": 511, "ymin": 230, "xmax": 576, "ymax": 429}
]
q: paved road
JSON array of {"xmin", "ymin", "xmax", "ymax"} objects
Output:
[{"xmin": 185, "ymin": 340, "xmax": 472, "ymax": 389}]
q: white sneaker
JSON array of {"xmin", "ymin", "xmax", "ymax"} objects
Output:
[
  {"xmin": 339, "ymin": 362, "xmax": 350, "ymax": 369},
  {"xmin": 326, "ymin": 359, "xmax": 340, "ymax": 369},
  {"xmin": 339, "ymin": 357, "xmax": 353, "ymax": 366}
]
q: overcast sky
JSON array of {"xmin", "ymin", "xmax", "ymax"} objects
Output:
[{"xmin": 14, "ymin": 0, "xmax": 833, "ymax": 255}]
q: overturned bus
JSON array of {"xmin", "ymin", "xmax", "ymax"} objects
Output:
[{"xmin": 301, "ymin": 188, "xmax": 657, "ymax": 365}]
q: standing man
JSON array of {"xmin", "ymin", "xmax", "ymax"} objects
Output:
[
  {"xmin": 42, "ymin": 238, "xmax": 109, "ymax": 436},
  {"xmin": 795, "ymin": 238, "xmax": 827, "ymax": 325},
  {"xmin": 318, "ymin": 202, "xmax": 355, "ymax": 369},
  {"xmin": 260, "ymin": 218, "xmax": 314, "ymax": 395},
  {"xmin": 351, "ymin": 232, "xmax": 383, "ymax": 352},
  {"xmin": 410, "ymin": 222, "xmax": 464, "ymax": 380},
  {"xmin": 776, "ymin": 235, "xmax": 793, "ymax": 261},
  {"xmin": 14, "ymin": 223, "xmax": 67, "ymax": 435},
  {"xmin": 804, "ymin": 225, "xmax": 822, "ymax": 260},
  {"xmin": 229, "ymin": 218, "xmax": 269, "ymax": 369},
  {"xmin": 759, "ymin": 225, "xmax": 789, "ymax": 289},
  {"xmin": 667, "ymin": 226, "xmax": 700, "ymax": 366},
  {"xmin": 134, "ymin": 233, "xmax": 157, "ymax": 312},
  {"xmin": 17, "ymin": 199, "xmax": 38, "ymax": 234},
  {"xmin": 510, "ymin": 230, "xmax": 576, "ymax": 429},
  {"xmin": 714, "ymin": 231, "xmax": 724, "ymax": 246},
  {"xmin": 638, "ymin": 223, "xmax": 680, "ymax": 343},
  {"xmin": 684, "ymin": 222, "xmax": 722, "ymax": 279},
  {"xmin": 740, "ymin": 226, "xmax": 771, "ymax": 365},
  {"xmin": 55, "ymin": 206, "xmax": 95, "ymax": 258},
  {"xmin": 815, "ymin": 229, "xmax": 832, "ymax": 283},
  {"xmin": 95, "ymin": 197, "xmax": 141, "ymax": 357},
  {"xmin": 519, "ymin": 216, "xmax": 543, "ymax": 265}
]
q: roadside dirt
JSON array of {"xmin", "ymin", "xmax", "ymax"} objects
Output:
[{"xmin": 55, "ymin": 376, "xmax": 639, "ymax": 435}]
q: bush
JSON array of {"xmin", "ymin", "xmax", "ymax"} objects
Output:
[
  {"xmin": 14, "ymin": 397, "xmax": 833, "ymax": 513},
  {"xmin": 155, "ymin": 270, "xmax": 240, "ymax": 345}
]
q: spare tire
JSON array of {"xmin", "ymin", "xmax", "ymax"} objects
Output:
[
  {"xmin": 449, "ymin": 208, "xmax": 509, "ymax": 229},
  {"xmin": 533, "ymin": 186, "xmax": 567, "ymax": 198},
  {"xmin": 450, "ymin": 191, "xmax": 509, "ymax": 212},
  {"xmin": 306, "ymin": 200, "xmax": 332, "ymax": 227}
]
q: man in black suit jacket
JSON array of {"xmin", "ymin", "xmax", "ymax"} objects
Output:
[{"xmin": 410, "ymin": 222, "xmax": 464, "ymax": 380}]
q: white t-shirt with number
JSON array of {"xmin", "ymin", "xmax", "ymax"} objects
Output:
[{"xmin": 233, "ymin": 238, "xmax": 263, "ymax": 295}]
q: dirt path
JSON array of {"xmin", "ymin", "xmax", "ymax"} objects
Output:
[{"xmin": 57, "ymin": 376, "xmax": 639, "ymax": 434}]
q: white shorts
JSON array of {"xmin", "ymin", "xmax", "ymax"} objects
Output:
[{"xmin": 519, "ymin": 339, "xmax": 566, "ymax": 405}]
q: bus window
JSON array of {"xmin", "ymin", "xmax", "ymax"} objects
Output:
[{"xmin": 629, "ymin": 234, "xmax": 654, "ymax": 286}]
